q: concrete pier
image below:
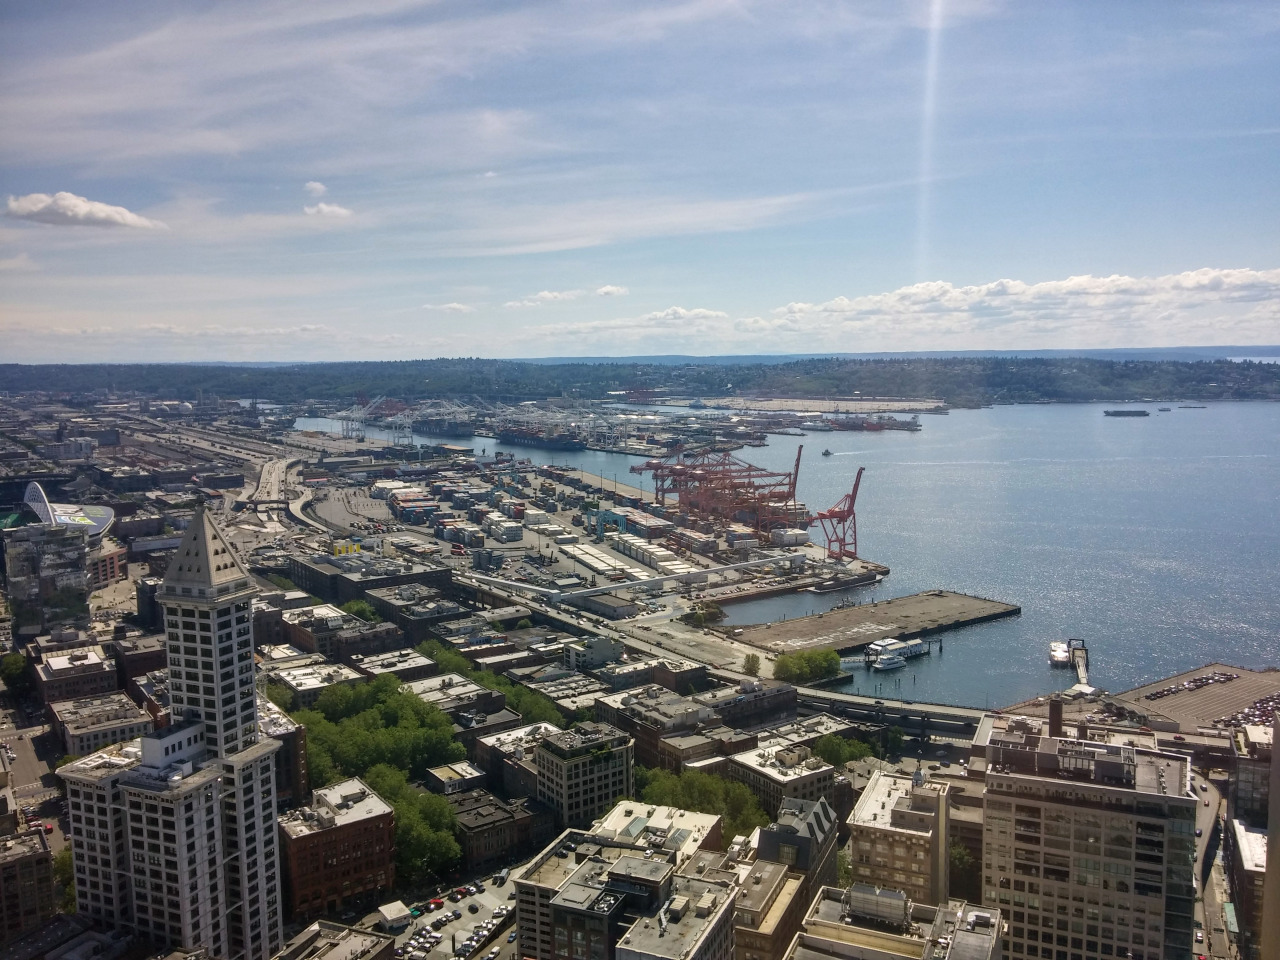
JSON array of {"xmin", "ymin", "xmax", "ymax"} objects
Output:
[{"xmin": 732, "ymin": 589, "xmax": 1020, "ymax": 655}]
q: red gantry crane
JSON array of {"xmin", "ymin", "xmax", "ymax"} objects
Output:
[
  {"xmin": 631, "ymin": 445, "xmax": 806, "ymax": 532},
  {"xmin": 811, "ymin": 466, "xmax": 865, "ymax": 561}
]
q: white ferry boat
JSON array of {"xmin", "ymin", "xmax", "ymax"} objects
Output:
[
  {"xmin": 872, "ymin": 654, "xmax": 907, "ymax": 671},
  {"xmin": 1049, "ymin": 641, "xmax": 1071, "ymax": 667}
]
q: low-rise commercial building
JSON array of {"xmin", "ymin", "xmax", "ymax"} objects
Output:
[
  {"xmin": 0, "ymin": 831, "xmax": 56, "ymax": 945},
  {"xmin": 786, "ymin": 885, "xmax": 1003, "ymax": 960},
  {"xmin": 421, "ymin": 761, "xmax": 487, "ymax": 796},
  {"xmin": 34, "ymin": 646, "xmax": 118, "ymax": 704},
  {"xmin": 276, "ymin": 920, "xmax": 395, "ymax": 960},
  {"xmin": 725, "ymin": 745, "xmax": 835, "ymax": 818},
  {"xmin": 847, "ymin": 771, "xmax": 949, "ymax": 906},
  {"xmin": 278, "ymin": 779, "xmax": 396, "ymax": 923},
  {"xmin": 348, "ymin": 648, "xmax": 437, "ymax": 682},
  {"xmin": 693, "ymin": 680, "xmax": 797, "ymax": 730},
  {"xmin": 86, "ymin": 537, "xmax": 127, "ymax": 590},
  {"xmin": 515, "ymin": 807, "xmax": 735, "ymax": 960},
  {"xmin": 404, "ymin": 674, "xmax": 506, "ymax": 719},
  {"xmin": 596, "ymin": 686, "xmax": 718, "ymax": 768},
  {"xmin": 448, "ymin": 789, "xmax": 556, "ymax": 873},
  {"xmin": 49, "ymin": 692, "xmax": 153, "ymax": 756},
  {"xmin": 259, "ymin": 695, "xmax": 310, "ymax": 808},
  {"xmin": 268, "ymin": 662, "xmax": 364, "ymax": 709},
  {"xmin": 474, "ymin": 722, "xmax": 563, "ymax": 799}
]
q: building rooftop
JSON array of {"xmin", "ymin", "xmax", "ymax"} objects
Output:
[
  {"xmin": 729, "ymin": 745, "xmax": 834, "ymax": 784},
  {"xmin": 0, "ymin": 830, "xmax": 50, "ymax": 864},
  {"xmin": 257, "ymin": 693, "xmax": 300, "ymax": 738},
  {"xmin": 49, "ymin": 691, "xmax": 149, "ymax": 733},
  {"xmin": 591, "ymin": 803, "xmax": 722, "ymax": 865},
  {"xmin": 37, "ymin": 646, "xmax": 112, "ymax": 677},
  {"xmin": 541, "ymin": 721, "xmax": 630, "ymax": 758},
  {"xmin": 425, "ymin": 761, "xmax": 486, "ymax": 786},
  {"xmin": 475, "ymin": 721, "xmax": 562, "ymax": 755},
  {"xmin": 274, "ymin": 662, "xmax": 363, "ymax": 694},
  {"xmin": 850, "ymin": 772, "xmax": 937, "ymax": 835},
  {"xmin": 797, "ymin": 886, "xmax": 1002, "ymax": 960},
  {"xmin": 1230, "ymin": 818, "xmax": 1267, "ymax": 873},
  {"xmin": 277, "ymin": 920, "xmax": 395, "ymax": 960},
  {"xmin": 349, "ymin": 648, "xmax": 436, "ymax": 674},
  {"xmin": 975, "ymin": 713, "xmax": 1193, "ymax": 799},
  {"xmin": 753, "ymin": 713, "xmax": 852, "ymax": 751},
  {"xmin": 280, "ymin": 778, "xmax": 393, "ymax": 838}
]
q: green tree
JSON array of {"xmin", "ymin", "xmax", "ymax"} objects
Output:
[
  {"xmin": 837, "ymin": 849, "xmax": 853, "ymax": 888},
  {"xmin": 741, "ymin": 653, "xmax": 761, "ymax": 677},
  {"xmin": 266, "ymin": 574, "xmax": 298, "ymax": 591},
  {"xmin": 0, "ymin": 652, "xmax": 30, "ymax": 695},
  {"xmin": 263, "ymin": 681, "xmax": 295, "ymax": 713},
  {"xmin": 515, "ymin": 618, "xmax": 533, "ymax": 630},
  {"xmin": 52, "ymin": 847, "xmax": 76, "ymax": 912},
  {"xmin": 811, "ymin": 734, "xmax": 872, "ymax": 767},
  {"xmin": 341, "ymin": 599, "xmax": 380, "ymax": 622},
  {"xmin": 949, "ymin": 842, "xmax": 981, "ymax": 902},
  {"xmin": 772, "ymin": 649, "xmax": 841, "ymax": 684},
  {"xmin": 637, "ymin": 767, "xmax": 771, "ymax": 839}
]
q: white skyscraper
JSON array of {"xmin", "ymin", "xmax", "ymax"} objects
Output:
[{"xmin": 61, "ymin": 505, "xmax": 283, "ymax": 960}]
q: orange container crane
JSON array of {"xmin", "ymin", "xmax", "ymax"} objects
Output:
[{"xmin": 812, "ymin": 466, "xmax": 864, "ymax": 561}]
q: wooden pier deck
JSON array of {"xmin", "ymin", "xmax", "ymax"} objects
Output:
[{"xmin": 732, "ymin": 589, "xmax": 1020, "ymax": 655}]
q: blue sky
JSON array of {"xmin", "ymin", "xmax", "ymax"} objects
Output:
[{"xmin": 2, "ymin": 0, "xmax": 1278, "ymax": 362}]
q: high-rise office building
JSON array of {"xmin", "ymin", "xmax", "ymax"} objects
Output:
[
  {"xmin": 975, "ymin": 714, "xmax": 1195, "ymax": 960},
  {"xmin": 60, "ymin": 505, "xmax": 282, "ymax": 960}
]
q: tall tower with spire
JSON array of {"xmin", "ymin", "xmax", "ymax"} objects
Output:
[
  {"xmin": 157, "ymin": 504, "xmax": 282, "ymax": 960},
  {"xmin": 60, "ymin": 504, "xmax": 283, "ymax": 960}
]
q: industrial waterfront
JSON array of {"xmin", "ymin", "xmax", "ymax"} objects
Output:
[{"xmin": 296, "ymin": 400, "xmax": 1280, "ymax": 708}]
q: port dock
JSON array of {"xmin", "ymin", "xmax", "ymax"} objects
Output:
[{"xmin": 731, "ymin": 589, "xmax": 1020, "ymax": 655}]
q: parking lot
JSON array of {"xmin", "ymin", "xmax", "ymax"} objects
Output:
[{"xmin": 371, "ymin": 875, "xmax": 522, "ymax": 960}]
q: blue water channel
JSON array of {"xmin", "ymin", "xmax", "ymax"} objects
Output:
[{"xmin": 295, "ymin": 402, "xmax": 1280, "ymax": 709}]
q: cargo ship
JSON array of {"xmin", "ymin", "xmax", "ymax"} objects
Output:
[
  {"xmin": 1103, "ymin": 409, "xmax": 1149, "ymax": 417},
  {"xmin": 413, "ymin": 416, "xmax": 475, "ymax": 438},
  {"xmin": 495, "ymin": 428, "xmax": 587, "ymax": 451},
  {"xmin": 827, "ymin": 414, "xmax": 921, "ymax": 432}
]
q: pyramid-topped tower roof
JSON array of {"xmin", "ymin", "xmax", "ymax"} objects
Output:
[{"xmin": 162, "ymin": 502, "xmax": 253, "ymax": 594}]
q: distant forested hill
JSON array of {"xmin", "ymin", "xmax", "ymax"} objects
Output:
[{"xmin": 0, "ymin": 356, "xmax": 1276, "ymax": 405}]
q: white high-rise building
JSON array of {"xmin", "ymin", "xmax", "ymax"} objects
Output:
[{"xmin": 61, "ymin": 505, "xmax": 283, "ymax": 960}]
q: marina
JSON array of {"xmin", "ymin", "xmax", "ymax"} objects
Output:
[{"xmin": 729, "ymin": 589, "xmax": 1021, "ymax": 656}]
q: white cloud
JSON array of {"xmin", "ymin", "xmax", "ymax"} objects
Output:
[
  {"xmin": 502, "ymin": 267, "xmax": 1280, "ymax": 355},
  {"xmin": 6, "ymin": 192, "xmax": 166, "ymax": 229},
  {"xmin": 504, "ymin": 288, "xmax": 586, "ymax": 307},
  {"xmin": 303, "ymin": 202, "xmax": 352, "ymax": 218},
  {"xmin": 422, "ymin": 302, "xmax": 475, "ymax": 313},
  {"xmin": 304, "ymin": 181, "xmax": 327, "ymax": 197},
  {"xmin": 596, "ymin": 285, "xmax": 628, "ymax": 296},
  {"xmin": 0, "ymin": 252, "xmax": 37, "ymax": 272},
  {"xmin": 765, "ymin": 268, "xmax": 1280, "ymax": 350}
]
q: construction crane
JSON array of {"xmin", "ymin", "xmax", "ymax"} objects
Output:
[{"xmin": 811, "ymin": 466, "xmax": 864, "ymax": 561}]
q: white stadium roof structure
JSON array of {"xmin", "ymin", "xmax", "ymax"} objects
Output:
[{"xmin": 24, "ymin": 482, "xmax": 114, "ymax": 538}]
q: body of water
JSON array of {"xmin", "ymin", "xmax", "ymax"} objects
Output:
[{"xmin": 294, "ymin": 403, "xmax": 1280, "ymax": 708}]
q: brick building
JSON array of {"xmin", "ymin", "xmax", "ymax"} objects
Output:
[{"xmin": 278, "ymin": 778, "xmax": 395, "ymax": 922}]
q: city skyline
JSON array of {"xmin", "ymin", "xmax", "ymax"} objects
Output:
[{"xmin": 2, "ymin": 1, "xmax": 1279, "ymax": 362}]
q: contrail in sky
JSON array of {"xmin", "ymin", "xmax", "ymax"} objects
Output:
[{"xmin": 915, "ymin": 0, "xmax": 946, "ymax": 282}]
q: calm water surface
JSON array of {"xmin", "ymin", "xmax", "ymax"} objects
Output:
[{"xmin": 295, "ymin": 403, "xmax": 1280, "ymax": 708}]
